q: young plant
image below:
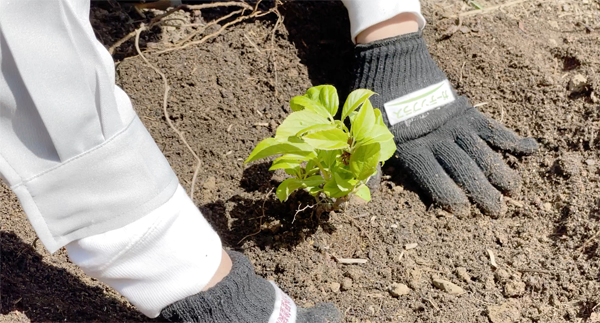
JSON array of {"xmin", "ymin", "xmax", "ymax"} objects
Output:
[{"xmin": 245, "ymin": 85, "xmax": 395, "ymax": 206}]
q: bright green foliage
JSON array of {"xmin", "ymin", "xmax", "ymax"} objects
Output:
[{"xmin": 245, "ymin": 85, "xmax": 395, "ymax": 203}]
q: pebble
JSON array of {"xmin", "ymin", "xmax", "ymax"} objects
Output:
[
  {"xmin": 389, "ymin": 283, "xmax": 411, "ymax": 297},
  {"xmin": 504, "ymin": 280, "xmax": 526, "ymax": 297},
  {"xmin": 456, "ymin": 267, "xmax": 471, "ymax": 282},
  {"xmin": 494, "ymin": 268, "xmax": 511, "ymax": 283},
  {"xmin": 404, "ymin": 243, "xmax": 418, "ymax": 250},
  {"xmin": 329, "ymin": 282, "xmax": 340, "ymax": 293},
  {"xmin": 543, "ymin": 202, "xmax": 552, "ymax": 212},
  {"xmin": 341, "ymin": 277, "xmax": 353, "ymax": 291},
  {"xmin": 586, "ymin": 159, "xmax": 596, "ymax": 166},
  {"xmin": 367, "ymin": 305, "xmax": 376, "ymax": 316},
  {"xmin": 432, "ymin": 279, "xmax": 465, "ymax": 295},
  {"xmin": 568, "ymin": 74, "xmax": 588, "ymax": 92}
]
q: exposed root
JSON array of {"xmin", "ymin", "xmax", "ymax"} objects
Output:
[
  {"xmin": 238, "ymin": 188, "xmax": 274, "ymax": 245},
  {"xmin": 134, "ymin": 26, "xmax": 203, "ymax": 201},
  {"xmin": 154, "ymin": 5, "xmax": 280, "ymax": 55}
]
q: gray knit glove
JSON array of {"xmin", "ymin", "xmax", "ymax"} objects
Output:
[
  {"xmin": 353, "ymin": 32, "xmax": 538, "ymax": 216},
  {"xmin": 161, "ymin": 250, "xmax": 340, "ymax": 323}
]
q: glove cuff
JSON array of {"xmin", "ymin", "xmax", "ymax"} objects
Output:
[
  {"xmin": 160, "ymin": 250, "xmax": 277, "ymax": 322},
  {"xmin": 353, "ymin": 32, "xmax": 469, "ymax": 143}
]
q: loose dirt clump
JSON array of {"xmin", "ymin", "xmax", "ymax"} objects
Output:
[{"xmin": 2, "ymin": 1, "xmax": 600, "ymax": 322}]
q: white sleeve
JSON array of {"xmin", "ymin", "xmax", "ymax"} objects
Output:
[
  {"xmin": 341, "ymin": 0, "xmax": 427, "ymax": 42},
  {"xmin": 1, "ymin": 0, "xmax": 223, "ymax": 318},
  {"xmin": 0, "ymin": 0, "xmax": 177, "ymax": 251}
]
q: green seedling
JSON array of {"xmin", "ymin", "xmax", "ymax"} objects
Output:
[{"xmin": 245, "ymin": 85, "xmax": 395, "ymax": 209}]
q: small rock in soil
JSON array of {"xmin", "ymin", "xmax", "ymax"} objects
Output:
[
  {"xmin": 389, "ymin": 283, "xmax": 411, "ymax": 297},
  {"xmin": 504, "ymin": 280, "xmax": 526, "ymax": 297},
  {"xmin": 487, "ymin": 301, "xmax": 521, "ymax": 323},
  {"xmin": 341, "ymin": 277, "xmax": 353, "ymax": 291},
  {"xmin": 405, "ymin": 243, "xmax": 418, "ymax": 250},
  {"xmin": 568, "ymin": 74, "xmax": 588, "ymax": 93},
  {"xmin": 393, "ymin": 185, "xmax": 404, "ymax": 193},
  {"xmin": 367, "ymin": 305, "xmax": 375, "ymax": 316},
  {"xmin": 432, "ymin": 279, "xmax": 465, "ymax": 295},
  {"xmin": 543, "ymin": 202, "xmax": 552, "ymax": 211},
  {"xmin": 456, "ymin": 267, "xmax": 471, "ymax": 282},
  {"xmin": 586, "ymin": 159, "xmax": 596, "ymax": 166},
  {"xmin": 494, "ymin": 268, "xmax": 511, "ymax": 283},
  {"xmin": 329, "ymin": 282, "xmax": 341, "ymax": 293}
]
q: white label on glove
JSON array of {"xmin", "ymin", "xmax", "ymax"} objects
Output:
[
  {"xmin": 268, "ymin": 282, "xmax": 298, "ymax": 323},
  {"xmin": 384, "ymin": 80, "xmax": 455, "ymax": 126}
]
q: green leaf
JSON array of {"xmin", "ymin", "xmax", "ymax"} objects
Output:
[
  {"xmin": 245, "ymin": 138, "xmax": 314, "ymax": 164},
  {"xmin": 317, "ymin": 150, "xmax": 339, "ymax": 169},
  {"xmin": 296, "ymin": 123, "xmax": 337, "ymax": 137},
  {"xmin": 285, "ymin": 168, "xmax": 300, "ymax": 177},
  {"xmin": 305, "ymin": 86, "xmax": 322, "ymax": 101},
  {"xmin": 334, "ymin": 120, "xmax": 349, "ymax": 133},
  {"xmin": 374, "ymin": 108, "xmax": 385, "ymax": 126},
  {"xmin": 349, "ymin": 143, "xmax": 380, "ymax": 180},
  {"xmin": 334, "ymin": 171, "xmax": 356, "ymax": 192},
  {"xmin": 289, "ymin": 96, "xmax": 331, "ymax": 119},
  {"xmin": 275, "ymin": 110, "xmax": 330, "ymax": 140},
  {"xmin": 358, "ymin": 124, "xmax": 394, "ymax": 146},
  {"xmin": 303, "ymin": 129, "xmax": 349, "ymax": 150},
  {"xmin": 302, "ymin": 175, "xmax": 325, "ymax": 188},
  {"xmin": 269, "ymin": 158, "xmax": 302, "ymax": 171},
  {"xmin": 273, "ymin": 152, "xmax": 316, "ymax": 163},
  {"xmin": 276, "ymin": 178, "xmax": 304, "ymax": 202},
  {"xmin": 323, "ymin": 179, "xmax": 347, "ymax": 198},
  {"xmin": 378, "ymin": 138, "xmax": 396, "ymax": 162},
  {"xmin": 351, "ymin": 99, "xmax": 376, "ymax": 142},
  {"xmin": 342, "ymin": 89, "xmax": 375, "ymax": 121},
  {"xmin": 354, "ymin": 185, "xmax": 371, "ymax": 202},
  {"xmin": 318, "ymin": 85, "xmax": 339, "ymax": 117}
]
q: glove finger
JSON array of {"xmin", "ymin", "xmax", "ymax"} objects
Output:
[
  {"xmin": 467, "ymin": 109, "xmax": 538, "ymax": 155},
  {"xmin": 432, "ymin": 139, "xmax": 506, "ymax": 217},
  {"xmin": 455, "ymin": 130, "xmax": 521, "ymax": 194},
  {"xmin": 397, "ymin": 142, "xmax": 470, "ymax": 216}
]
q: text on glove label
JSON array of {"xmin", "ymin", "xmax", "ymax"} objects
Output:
[
  {"xmin": 384, "ymin": 80, "xmax": 455, "ymax": 126},
  {"xmin": 268, "ymin": 282, "xmax": 298, "ymax": 323}
]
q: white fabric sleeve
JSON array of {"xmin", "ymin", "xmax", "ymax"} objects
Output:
[
  {"xmin": 341, "ymin": 0, "xmax": 427, "ymax": 42},
  {"xmin": 65, "ymin": 184, "xmax": 223, "ymax": 318},
  {"xmin": 1, "ymin": 0, "xmax": 224, "ymax": 317},
  {"xmin": 0, "ymin": 0, "xmax": 178, "ymax": 251}
]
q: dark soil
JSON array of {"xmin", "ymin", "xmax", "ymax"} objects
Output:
[{"xmin": 2, "ymin": 1, "xmax": 600, "ymax": 322}]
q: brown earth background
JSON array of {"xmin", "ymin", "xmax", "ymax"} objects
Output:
[{"xmin": 2, "ymin": 0, "xmax": 600, "ymax": 322}]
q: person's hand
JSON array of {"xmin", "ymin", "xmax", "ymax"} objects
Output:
[
  {"xmin": 393, "ymin": 105, "xmax": 537, "ymax": 216},
  {"xmin": 354, "ymin": 32, "xmax": 538, "ymax": 216}
]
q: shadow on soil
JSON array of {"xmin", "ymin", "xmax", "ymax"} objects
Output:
[
  {"xmin": 280, "ymin": 1, "xmax": 355, "ymax": 98},
  {"xmin": 0, "ymin": 232, "xmax": 156, "ymax": 322},
  {"xmin": 202, "ymin": 162, "xmax": 337, "ymax": 250}
]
